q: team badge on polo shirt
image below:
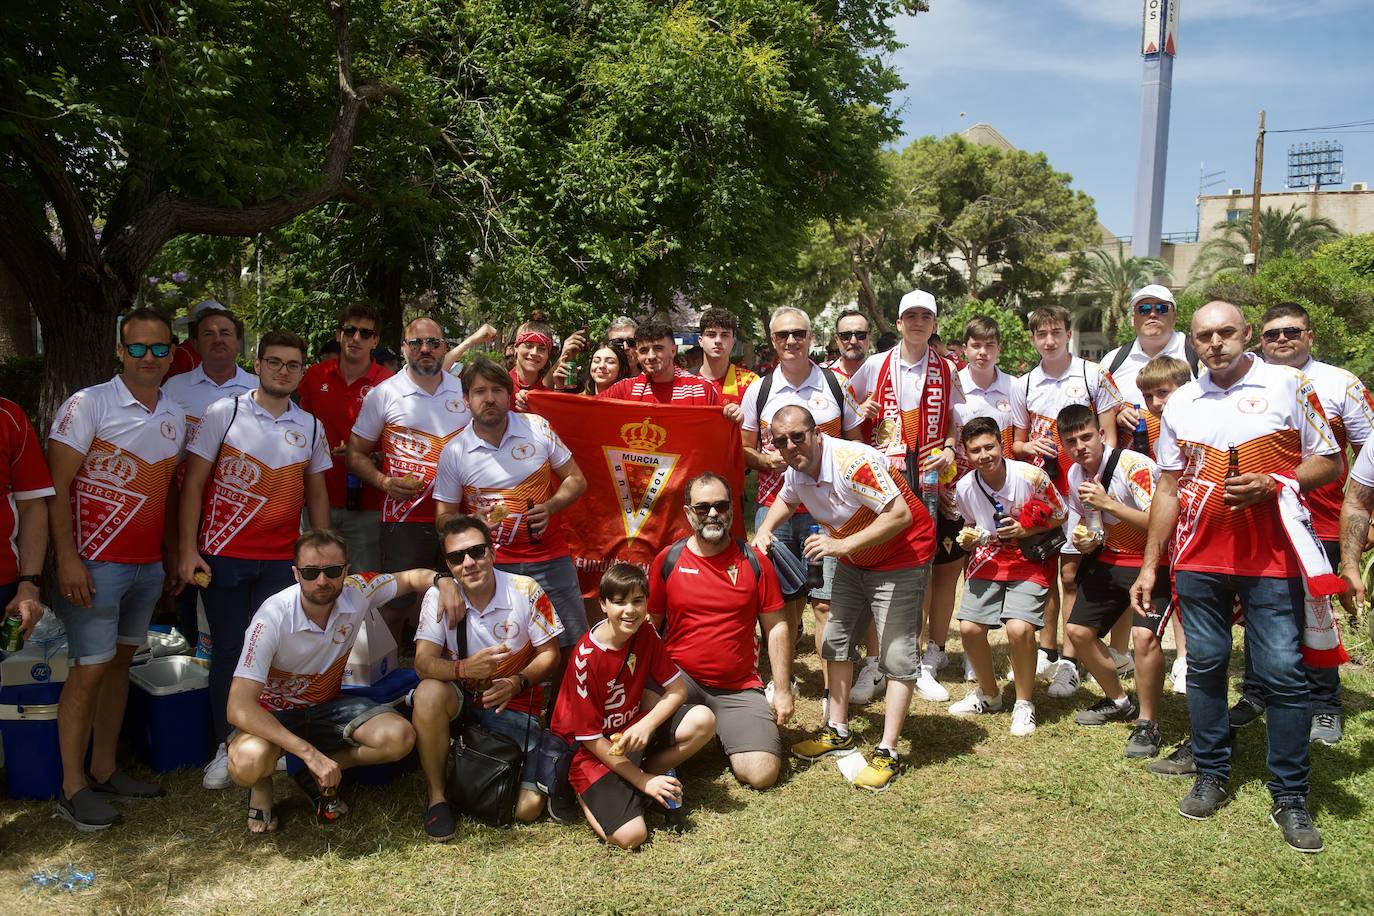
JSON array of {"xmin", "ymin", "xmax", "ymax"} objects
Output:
[{"xmin": 727, "ymin": 563, "xmax": 739, "ymax": 585}]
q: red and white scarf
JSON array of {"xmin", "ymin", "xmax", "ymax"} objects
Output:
[
  {"xmin": 872, "ymin": 347, "xmax": 951, "ymax": 474},
  {"xmin": 1270, "ymin": 473, "xmax": 1349, "ymax": 668}
]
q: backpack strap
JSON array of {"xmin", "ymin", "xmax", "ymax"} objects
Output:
[
  {"xmin": 1106, "ymin": 344, "xmax": 1132, "ymax": 376},
  {"xmin": 1100, "ymin": 446, "xmax": 1124, "ymax": 490},
  {"xmin": 755, "ymin": 364, "xmax": 847, "ymax": 431},
  {"xmin": 212, "ymin": 394, "xmax": 241, "ymax": 469},
  {"xmin": 735, "ymin": 538, "xmax": 763, "ymax": 581},
  {"xmin": 658, "ymin": 536, "xmax": 692, "ymax": 583}
]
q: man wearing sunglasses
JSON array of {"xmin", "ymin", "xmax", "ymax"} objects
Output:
[
  {"xmin": 1102, "ymin": 285, "xmax": 1197, "ymax": 442},
  {"xmin": 825, "ymin": 310, "xmax": 872, "ymax": 382},
  {"xmin": 1234, "ymin": 301, "xmax": 1373, "ymax": 747},
  {"xmin": 47, "ymin": 308, "xmax": 185, "ymax": 830},
  {"xmin": 299, "ymin": 306, "xmax": 394, "ymax": 576},
  {"xmin": 226, "ymin": 528, "xmax": 461, "ymax": 835},
  {"xmin": 648, "ymin": 473, "xmax": 789, "ymax": 790},
  {"xmin": 607, "ymin": 316, "xmax": 641, "ymax": 374},
  {"xmin": 411, "ymin": 515, "xmax": 563, "ymax": 839},
  {"xmin": 349, "ymin": 317, "xmax": 470, "ymax": 643}
]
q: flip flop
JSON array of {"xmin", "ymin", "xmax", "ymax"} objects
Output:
[{"xmin": 247, "ymin": 791, "xmax": 279, "ymax": 835}]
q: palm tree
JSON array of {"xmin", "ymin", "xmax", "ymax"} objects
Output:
[
  {"xmin": 1188, "ymin": 203, "xmax": 1341, "ymax": 288},
  {"xmin": 1072, "ymin": 241, "xmax": 1172, "ymax": 343}
]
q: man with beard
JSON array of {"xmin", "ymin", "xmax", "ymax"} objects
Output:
[
  {"xmin": 648, "ymin": 473, "xmax": 790, "ymax": 789},
  {"xmin": 433, "ymin": 358, "xmax": 589, "ymax": 695},
  {"xmin": 825, "ymin": 310, "xmax": 871, "ymax": 382},
  {"xmin": 180, "ymin": 330, "xmax": 333, "ymax": 791},
  {"xmin": 226, "ymin": 529, "xmax": 459, "ymax": 833},
  {"xmin": 348, "ymin": 318, "xmax": 471, "ymax": 641}
]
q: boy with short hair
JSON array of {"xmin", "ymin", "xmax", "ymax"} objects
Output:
[{"xmin": 550, "ymin": 564, "xmax": 716, "ymax": 849}]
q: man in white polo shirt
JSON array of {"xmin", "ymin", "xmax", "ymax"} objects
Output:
[
  {"xmin": 349, "ymin": 317, "xmax": 470, "ymax": 640},
  {"xmin": 47, "ymin": 307, "xmax": 185, "ymax": 830},
  {"xmin": 1101, "ymin": 284, "xmax": 1196, "ymax": 442},
  {"xmin": 226, "ymin": 528, "xmax": 460, "ymax": 833}
]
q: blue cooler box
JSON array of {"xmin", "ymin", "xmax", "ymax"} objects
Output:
[
  {"xmin": 126, "ymin": 656, "xmax": 213, "ymax": 772},
  {"xmin": 286, "ymin": 667, "xmax": 420, "ymax": 786},
  {"xmin": 0, "ymin": 638, "xmax": 70, "ymax": 800}
]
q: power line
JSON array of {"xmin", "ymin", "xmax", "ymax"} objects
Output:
[{"xmin": 1268, "ymin": 118, "xmax": 1374, "ymax": 134}]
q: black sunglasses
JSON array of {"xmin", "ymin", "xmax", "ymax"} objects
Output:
[
  {"xmin": 124, "ymin": 342, "xmax": 172, "ymax": 358},
  {"xmin": 837, "ymin": 331, "xmax": 869, "ymax": 341},
  {"xmin": 772, "ymin": 328, "xmax": 808, "ymax": 341},
  {"xmin": 445, "ymin": 544, "xmax": 491, "ymax": 565},
  {"xmin": 1134, "ymin": 302, "xmax": 1173, "ymax": 316},
  {"xmin": 689, "ymin": 500, "xmax": 732, "ymax": 516},
  {"xmin": 773, "ymin": 430, "xmax": 810, "ymax": 447},
  {"xmin": 296, "ymin": 564, "xmax": 347, "ymax": 581},
  {"xmin": 404, "ymin": 336, "xmax": 445, "ymax": 350},
  {"xmin": 342, "ymin": 325, "xmax": 377, "ymax": 340},
  {"xmin": 1261, "ymin": 326, "xmax": 1305, "ymax": 343}
]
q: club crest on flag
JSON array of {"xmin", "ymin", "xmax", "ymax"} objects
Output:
[{"xmin": 604, "ymin": 418, "xmax": 679, "ymax": 542}]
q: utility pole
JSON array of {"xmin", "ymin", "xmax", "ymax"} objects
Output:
[
  {"xmin": 1130, "ymin": 0, "xmax": 1179, "ymax": 260},
  {"xmin": 1247, "ymin": 110, "xmax": 1265, "ymax": 273}
]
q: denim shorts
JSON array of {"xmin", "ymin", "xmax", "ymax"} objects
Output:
[
  {"xmin": 230, "ymin": 694, "xmax": 395, "ymax": 755},
  {"xmin": 447, "ymin": 683, "xmax": 543, "ymax": 792},
  {"xmin": 51, "ymin": 560, "xmax": 164, "ymax": 665}
]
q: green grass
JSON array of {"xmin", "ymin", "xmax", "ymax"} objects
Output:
[{"xmin": 2, "ymin": 624, "xmax": 1371, "ymax": 915}]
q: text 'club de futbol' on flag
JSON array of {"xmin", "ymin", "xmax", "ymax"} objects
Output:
[{"xmin": 527, "ymin": 391, "xmax": 745, "ymax": 596}]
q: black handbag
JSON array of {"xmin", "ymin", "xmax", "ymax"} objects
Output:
[{"xmin": 975, "ymin": 471, "xmax": 1066, "ymax": 562}]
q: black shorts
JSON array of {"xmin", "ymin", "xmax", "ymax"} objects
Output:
[
  {"xmin": 579, "ymin": 705, "xmax": 691, "ymax": 837},
  {"xmin": 1067, "ymin": 559, "xmax": 1171, "ymax": 636},
  {"xmin": 933, "ymin": 512, "xmax": 968, "ymax": 566},
  {"xmin": 1321, "ymin": 539, "xmax": 1339, "ymax": 570},
  {"xmin": 229, "ymin": 695, "xmax": 393, "ymax": 754}
]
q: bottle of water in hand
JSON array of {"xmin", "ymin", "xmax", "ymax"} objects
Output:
[{"xmin": 920, "ymin": 465, "xmax": 940, "ymax": 523}]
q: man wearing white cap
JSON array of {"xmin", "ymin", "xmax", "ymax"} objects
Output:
[
  {"xmin": 1101, "ymin": 284, "xmax": 1197, "ymax": 441},
  {"xmin": 846, "ymin": 290, "xmax": 964, "ymax": 704},
  {"xmin": 165, "ymin": 299, "xmax": 227, "ymax": 382}
]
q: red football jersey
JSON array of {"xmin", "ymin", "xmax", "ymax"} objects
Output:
[{"xmin": 0, "ymin": 399, "xmax": 56, "ymax": 583}]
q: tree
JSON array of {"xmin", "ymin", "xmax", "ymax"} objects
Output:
[
  {"xmin": 937, "ymin": 298, "xmax": 1036, "ymax": 374},
  {"xmin": 1068, "ymin": 241, "xmax": 1172, "ymax": 344},
  {"xmin": 1188, "ymin": 203, "xmax": 1342, "ymax": 289}
]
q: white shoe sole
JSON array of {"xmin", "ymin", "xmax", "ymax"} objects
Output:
[
  {"xmin": 916, "ymin": 680, "xmax": 950, "ymax": 702},
  {"xmin": 203, "ymin": 768, "xmax": 232, "ymax": 790},
  {"xmin": 53, "ymin": 803, "xmax": 117, "ymax": 832}
]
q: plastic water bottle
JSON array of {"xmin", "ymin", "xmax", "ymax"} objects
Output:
[
  {"xmin": 992, "ymin": 500, "xmax": 1010, "ymax": 541},
  {"xmin": 805, "ymin": 524, "xmax": 825, "ymax": 590},
  {"xmin": 1085, "ymin": 508, "xmax": 1104, "ymax": 546},
  {"xmin": 662, "ymin": 767, "xmax": 684, "ymax": 833},
  {"xmin": 345, "ymin": 471, "xmax": 362, "ymax": 511},
  {"xmin": 920, "ymin": 466, "xmax": 940, "ymax": 523},
  {"xmin": 1131, "ymin": 406, "xmax": 1150, "ymax": 454}
]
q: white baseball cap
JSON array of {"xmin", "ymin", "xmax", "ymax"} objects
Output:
[
  {"xmin": 190, "ymin": 299, "xmax": 227, "ymax": 319},
  {"xmin": 1128, "ymin": 284, "xmax": 1175, "ymax": 310},
  {"xmin": 898, "ymin": 289, "xmax": 938, "ymax": 318}
]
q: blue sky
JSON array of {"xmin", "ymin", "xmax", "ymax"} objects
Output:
[{"xmin": 890, "ymin": 0, "xmax": 1374, "ymax": 238}]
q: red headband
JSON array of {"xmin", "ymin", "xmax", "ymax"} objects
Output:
[{"xmin": 515, "ymin": 332, "xmax": 554, "ymax": 349}]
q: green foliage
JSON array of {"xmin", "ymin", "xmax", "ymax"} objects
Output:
[
  {"xmin": 1313, "ymin": 232, "xmax": 1374, "ymax": 278},
  {"xmin": 1066, "ymin": 241, "xmax": 1171, "ymax": 344},
  {"xmin": 1187, "ymin": 204, "xmax": 1342, "ymax": 290},
  {"xmin": 938, "ymin": 298, "xmax": 1036, "ymax": 374}
]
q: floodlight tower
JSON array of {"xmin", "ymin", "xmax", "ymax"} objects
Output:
[{"xmin": 1131, "ymin": 0, "xmax": 1179, "ymax": 259}]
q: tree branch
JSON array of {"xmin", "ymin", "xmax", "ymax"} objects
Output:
[{"xmin": 11, "ymin": 117, "xmax": 102, "ymax": 270}]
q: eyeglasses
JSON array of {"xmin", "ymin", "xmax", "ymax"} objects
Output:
[
  {"xmin": 772, "ymin": 328, "xmax": 808, "ymax": 341},
  {"xmin": 689, "ymin": 500, "xmax": 732, "ymax": 516},
  {"xmin": 124, "ymin": 342, "xmax": 172, "ymax": 358},
  {"xmin": 404, "ymin": 337, "xmax": 445, "ymax": 351},
  {"xmin": 341, "ymin": 325, "xmax": 377, "ymax": 340},
  {"xmin": 261, "ymin": 356, "xmax": 304, "ymax": 373},
  {"xmin": 296, "ymin": 564, "xmax": 346, "ymax": 581},
  {"xmin": 1261, "ymin": 326, "xmax": 1305, "ymax": 343},
  {"xmin": 445, "ymin": 544, "xmax": 491, "ymax": 565},
  {"xmin": 609, "ymin": 338, "xmax": 630, "ymax": 349},
  {"xmin": 1134, "ymin": 302, "xmax": 1173, "ymax": 316},
  {"xmin": 773, "ymin": 430, "xmax": 810, "ymax": 447},
  {"xmin": 837, "ymin": 331, "xmax": 869, "ymax": 341}
]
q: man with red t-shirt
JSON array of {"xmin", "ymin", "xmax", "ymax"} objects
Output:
[
  {"xmin": 1131, "ymin": 300, "xmax": 1340, "ymax": 853},
  {"xmin": 755, "ymin": 405, "xmax": 934, "ymax": 792},
  {"xmin": 297, "ymin": 305, "xmax": 393, "ymax": 573},
  {"xmin": 599, "ymin": 322, "xmax": 732, "ymax": 414},
  {"xmin": 0, "ymin": 398, "xmax": 53, "ymax": 638},
  {"xmin": 649, "ymin": 473, "xmax": 788, "ymax": 790},
  {"xmin": 48, "ymin": 308, "xmax": 185, "ymax": 830}
]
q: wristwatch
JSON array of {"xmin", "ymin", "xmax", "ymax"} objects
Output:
[
  {"xmin": 433, "ymin": 571, "xmax": 454, "ymax": 589},
  {"xmin": 17, "ymin": 574, "xmax": 42, "ymax": 588},
  {"xmin": 513, "ymin": 673, "xmax": 530, "ymax": 692}
]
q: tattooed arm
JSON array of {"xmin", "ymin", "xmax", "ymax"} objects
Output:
[{"xmin": 1338, "ymin": 480, "xmax": 1374, "ymax": 607}]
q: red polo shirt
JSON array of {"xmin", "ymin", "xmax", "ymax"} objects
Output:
[{"xmin": 298, "ymin": 358, "xmax": 394, "ymax": 510}]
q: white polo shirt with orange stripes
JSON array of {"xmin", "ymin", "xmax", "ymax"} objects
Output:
[
  {"xmin": 49, "ymin": 376, "xmax": 185, "ymax": 564},
  {"xmin": 1064, "ymin": 447, "xmax": 1159, "ymax": 568}
]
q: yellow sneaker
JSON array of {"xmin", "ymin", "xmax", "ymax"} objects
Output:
[
  {"xmin": 853, "ymin": 748, "xmax": 900, "ymax": 792},
  {"xmin": 791, "ymin": 726, "xmax": 856, "ymax": 761}
]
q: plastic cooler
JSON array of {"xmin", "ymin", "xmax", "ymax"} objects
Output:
[
  {"xmin": 285, "ymin": 667, "xmax": 420, "ymax": 786},
  {"xmin": 0, "ymin": 629, "xmax": 71, "ymax": 800},
  {"xmin": 126, "ymin": 656, "xmax": 213, "ymax": 772}
]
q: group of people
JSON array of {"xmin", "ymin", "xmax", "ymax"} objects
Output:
[{"xmin": 0, "ymin": 284, "xmax": 1363, "ymax": 854}]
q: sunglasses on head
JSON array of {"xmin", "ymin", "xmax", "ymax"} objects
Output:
[
  {"xmin": 689, "ymin": 500, "xmax": 732, "ymax": 516},
  {"xmin": 772, "ymin": 328, "xmax": 808, "ymax": 341},
  {"xmin": 1261, "ymin": 326, "xmax": 1305, "ymax": 343},
  {"xmin": 404, "ymin": 337, "xmax": 445, "ymax": 350},
  {"xmin": 124, "ymin": 342, "xmax": 172, "ymax": 358},
  {"xmin": 773, "ymin": 430, "xmax": 810, "ymax": 447},
  {"xmin": 1134, "ymin": 301, "xmax": 1173, "ymax": 316},
  {"xmin": 296, "ymin": 564, "xmax": 346, "ymax": 581},
  {"xmin": 445, "ymin": 543, "xmax": 491, "ymax": 565},
  {"xmin": 342, "ymin": 325, "xmax": 377, "ymax": 340},
  {"xmin": 837, "ymin": 331, "xmax": 869, "ymax": 341}
]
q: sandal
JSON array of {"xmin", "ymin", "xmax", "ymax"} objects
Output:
[
  {"xmin": 247, "ymin": 791, "xmax": 279, "ymax": 835},
  {"xmin": 291, "ymin": 769, "xmax": 347, "ymax": 822}
]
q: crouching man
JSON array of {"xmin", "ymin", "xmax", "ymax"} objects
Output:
[
  {"xmin": 411, "ymin": 515, "xmax": 563, "ymax": 840},
  {"xmin": 227, "ymin": 529, "xmax": 458, "ymax": 833}
]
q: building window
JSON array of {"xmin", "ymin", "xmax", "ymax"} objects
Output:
[{"xmin": 1225, "ymin": 209, "xmax": 1244, "ymax": 223}]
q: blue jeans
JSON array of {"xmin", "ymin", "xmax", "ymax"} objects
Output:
[
  {"xmin": 201, "ymin": 555, "xmax": 296, "ymax": 742},
  {"xmin": 495, "ymin": 556, "xmax": 588, "ymax": 648},
  {"xmin": 1174, "ymin": 571, "xmax": 1310, "ymax": 800},
  {"xmin": 51, "ymin": 560, "xmax": 164, "ymax": 665}
]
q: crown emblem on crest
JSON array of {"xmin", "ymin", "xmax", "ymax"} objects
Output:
[
  {"xmin": 218, "ymin": 455, "xmax": 261, "ymax": 490},
  {"xmin": 620, "ymin": 417, "xmax": 667, "ymax": 451},
  {"xmin": 392, "ymin": 431, "xmax": 427, "ymax": 460},
  {"xmin": 85, "ymin": 452, "xmax": 137, "ymax": 486}
]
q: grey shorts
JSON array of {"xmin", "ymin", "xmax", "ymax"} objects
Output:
[
  {"xmin": 824, "ymin": 562, "xmax": 928, "ymax": 681},
  {"xmin": 810, "ymin": 556, "xmax": 838, "ymax": 602},
  {"xmin": 958, "ymin": 578, "xmax": 1049, "ymax": 630},
  {"xmin": 330, "ymin": 507, "xmax": 381, "ymax": 575},
  {"xmin": 680, "ymin": 672, "xmax": 781, "ymax": 757}
]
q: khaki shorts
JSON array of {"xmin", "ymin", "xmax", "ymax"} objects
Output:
[
  {"xmin": 958, "ymin": 578, "xmax": 1048, "ymax": 630},
  {"xmin": 824, "ymin": 562, "xmax": 928, "ymax": 681},
  {"xmin": 680, "ymin": 672, "xmax": 781, "ymax": 757}
]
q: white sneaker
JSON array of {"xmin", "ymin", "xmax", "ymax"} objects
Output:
[
  {"xmin": 1010, "ymin": 700, "xmax": 1037, "ymax": 737},
  {"xmin": 1047, "ymin": 659, "xmax": 1081, "ymax": 698},
  {"xmin": 849, "ymin": 661, "xmax": 886, "ymax": 706},
  {"xmin": 764, "ymin": 676, "xmax": 798, "ymax": 705},
  {"xmin": 949, "ymin": 688, "xmax": 1003, "ymax": 716},
  {"xmin": 1110, "ymin": 647, "xmax": 1135, "ymax": 679},
  {"xmin": 962, "ymin": 654, "xmax": 977, "ymax": 682},
  {"xmin": 921, "ymin": 644, "xmax": 949, "ymax": 675},
  {"xmin": 915, "ymin": 665, "xmax": 950, "ymax": 702},
  {"xmin": 203, "ymin": 742, "xmax": 231, "ymax": 790},
  {"xmin": 1035, "ymin": 648, "xmax": 1052, "ymax": 679},
  {"xmin": 1170, "ymin": 655, "xmax": 1188, "ymax": 694}
]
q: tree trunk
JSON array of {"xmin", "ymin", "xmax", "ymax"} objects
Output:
[
  {"xmin": 34, "ymin": 280, "xmax": 123, "ymax": 431},
  {"xmin": 0, "ymin": 260, "xmax": 35, "ymax": 358},
  {"xmin": 366, "ymin": 261, "xmax": 405, "ymax": 345}
]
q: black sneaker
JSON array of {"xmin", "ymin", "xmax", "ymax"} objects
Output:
[
  {"xmin": 1271, "ymin": 797, "xmax": 1323, "ymax": 853},
  {"xmin": 1074, "ymin": 695, "xmax": 1138, "ymax": 727},
  {"xmin": 423, "ymin": 801, "xmax": 456, "ymax": 842},
  {"xmin": 1148, "ymin": 740, "xmax": 1196, "ymax": 777},
  {"xmin": 55, "ymin": 788, "xmax": 124, "ymax": 832},
  {"xmin": 1228, "ymin": 696, "xmax": 1264, "ymax": 729},
  {"xmin": 1125, "ymin": 719, "xmax": 1162, "ymax": 758},
  {"xmin": 1309, "ymin": 713, "xmax": 1343, "ymax": 746},
  {"xmin": 1178, "ymin": 775, "xmax": 1229, "ymax": 820},
  {"xmin": 548, "ymin": 787, "xmax": 581, "ymax": 824}
]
